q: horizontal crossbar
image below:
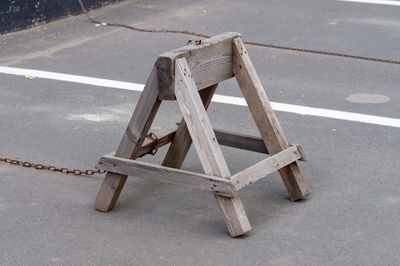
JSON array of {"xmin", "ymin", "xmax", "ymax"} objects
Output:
[
  {"xmin": 99, "ymin": 143, "xmax": 305, "ymax": 195},
  {"xmin": 231, "ymin": 145, "xmax": 305, "ymax": 190},
  {"xmin": 214, "ymin": 129, "xmax": 269, "ymax": 154},
  {"xmin": 138, "ymin": 125, "xmax": 178, "ymax": 157},
  {"xmin": 156, "ymin": 32, "xmax": 240, "ymax": 100},
  {"xmin": 96, "ymin": 154, "xmax": 238, "ymax": 197},
  {"xmin": 138, "ymin": 123, "xmax": 286, "ymax": 157}
]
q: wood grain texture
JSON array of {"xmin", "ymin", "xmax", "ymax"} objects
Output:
[
  {"xmin": 214, "ymin": 129, "xmax": 269, "ymax": 154},
  {"xmin": 214, "ymin": 130, "xmax": 306, "ymax": 161},
  {"xmin": 138, "ymin": 124, "xmax": 179, "ymax": 158},
  {"xmin": 231, "ymin": 145, "xmax": 303, "ymax": 190},
  {"xmin": 94, "ymin": 67, "xmax": 162, "ymax": 212},
  {"xmin": 174, "ymin": 58, "xmax": 251, "ymax": 237},
  {"xmin": 96, "ymin": 154, "xmax": 238, "ymax": 197},
  {"xmin": 156, "ymin": 32, "xmax": 240, "ymax": 100},
  {"xmin": 117, "ymin": 67, "xmax": 162, "ymax": 159},
  {"xmin": 174, "ymin": 58, "xmax": 230, "ymax": 178},
  {"xmin": 162, "ymin": 84, "xmax": 218, "ymax": 168},
  {"xmin": 161, "ymin": 125, "xmax": 275, "ymax": 156},
  {"xmin": 232, "ymin": 37, "xmax": 310, "ymax": 201}
]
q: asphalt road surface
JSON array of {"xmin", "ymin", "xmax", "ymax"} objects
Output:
[{"xmin": 1, "ymin": 0, "xmax": 399, "ymax": 265}]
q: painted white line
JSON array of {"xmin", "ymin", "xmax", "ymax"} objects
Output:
[
  {"xmin": 338, "ymin": 0, "xmax": 400, "ymax": 7},
  {"xmin": 0, "ymin": 66, "xmax": 145, "ymax": 91},
  {"xmin": 1, "ymin": 66, "xmax": 400, "ymax": 128},
  {"xmin": 212, "ymin": 94, "xmax": 400, "ymax": 128}
]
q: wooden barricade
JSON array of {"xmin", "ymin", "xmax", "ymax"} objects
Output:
[{"xmin": 94, "ymin": 32, "xmax": 310, "ymax": 237}]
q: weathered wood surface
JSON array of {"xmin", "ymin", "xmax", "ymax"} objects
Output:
[
  {"xmin": 232, "ymin": 37, "xmax": 310, "ymax": 201},
  {"xmin": 144, "ymin": 123, "xmax": 269, "ymax": 157},
  {"xmin": 214, "ymin": 129, "xmax": 269, "ymax": 154},
  {"xmin": 156, "ymin": 32, "xmax": 240, "ymax": 100},
  {"xmin": 115, "ymin": 123, "xmax": 304, "ymax": 160},
  {"xmin": 138, "ymin": 125, "xmax": 178, "ymax": 157},
  {"xmin": 162, "ymin": 84, "xmax": 218, "ymax": 168},
  {"xmin": 94, "ymin": 67, "xmax": 162, "ymax": 212},
  {"xmin": 174, "ymin": 58, "xmax": 251, "ymax": 237},
  {"xmin": 174, "ymin": 58, "xmax": 230, "ymax": 178},
  {"xmin": 231, "ymin": 145, "xmax": 303, "ymax": 190},
  {"xmin": 215, "ymin": 130, "xmax": 306, "ymax": 160},
  {"xmin": 96, "ymin": 154, "xmax": 238, "ymax": 197}
]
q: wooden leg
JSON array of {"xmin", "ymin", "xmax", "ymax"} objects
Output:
[
  {"xmin": 174, "ymin": 58, "xmax": 251, "ymax": 237},
  {"xmin": 232, "ymin": 37, "xmax": 310, "ymax": 201},
  {"xmin": 215, "ymin": 195, "xmax": 250, "ymax": 237},
  {"xmin": 94, "ymin": 67, "xmax": 162, "ymax": 212},
  {"xmin": 94, "ymin": 172, "xmax": 128, "ymax": 212},
  {"xmin": 162, "ymin": 84, "xmax": 218, "ymax": 168}
]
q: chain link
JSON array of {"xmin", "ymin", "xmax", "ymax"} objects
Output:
[
  {"xmin": 0, "ymin": 157, "xmax": 105, "ymax": 176},
  {"xmin": 146, "ymin": 132, "xmax": 159, "ymax": 156},
  {"xmin": 0, "ymin": 131, "xmax": 159, "ymax": 176}
]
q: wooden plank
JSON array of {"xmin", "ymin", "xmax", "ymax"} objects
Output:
[
  {"xmin": 232, "ymin": 37, "xmax": 310, "ymax": 201},
  {"xmin": 96, "ymin": 154, "xmax": 238, "ymax": 197},
  {"xmin": 162, "ymin": 84, "xmax": 218, "ymax": 168},
  {"xmin": 214, "ymin": 130, "xmax": 306, "ymax": 160},
  {"xmin": 231, "ymin": 145, "xmax": 303, "ymax": 190},
  {"xmin": 114, "ymin": 124, "xmax": 302, "ymax": 161},
  {"xmin": 174, "ymin": 58, "xmax": 251, "ymax": 237},
  {"xmin": 175, "ymin": 58, "xmax": 231, "ymax": 178},
  {"xmin": 94, "ymin": 67, "xmax": 162, "ymax": 212},
  {"xmin": 116, "ymin": 68, "xmax": 162, "ymax": 159},
  {"xmin": 138, "ymin": 124, "xmax": 179, "ymax": 157},
  {"xmin": 148, "ymin": 124, "xmax": 307, "ymax": 159},
  {"xmin": 156, "ymin": 32, "xmax": 240, "ymax": 100},
  {"xmin": 161, "ymin": 123, "xmax": 270, "ymax": 156},
  {"xmin": 214, "ymin": 129, "xmax": 269, "ymax": 154}
]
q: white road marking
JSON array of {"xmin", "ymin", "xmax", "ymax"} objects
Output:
[
  {"xmin": 1, "ymin": 66, "xmax": 399, "ymax": 128},
  {"xmin": 212, "ymin": 94, "xmax": 400, "ymax": 128},
  {"xmin": 0, "ymin": 66, "xmax": 145, "ymax": 91},
  {"xmin": 338, "ymin": 0, "xmax": 400, "ymax": 7}
]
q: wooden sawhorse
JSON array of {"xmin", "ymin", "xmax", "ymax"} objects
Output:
[{"xmin": 94, "ymin": 32, "xmax": 310, "ymax": 237}]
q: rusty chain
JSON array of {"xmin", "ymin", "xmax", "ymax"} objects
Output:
[
  {"xmin": 146, "ymin": 132, "xmax": 159, "ymax": 156},
  {"xmin": 0, "ymin": 157, "xmax": 105, "ymax": 176},
  {"xmin": 78, "ymin": 0, "xmax": 400, "ymax": 66},
  {"xmin": 0, "ymin": 133, "xmax": 159, "ymax": 175}
]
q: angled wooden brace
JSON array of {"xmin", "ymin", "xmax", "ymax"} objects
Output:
[
  {"xmin": 162, "ymin": 84, "xmax": 218, "ymax": 168},
  {"xmin": 94, "ymin": 67, "xmax": 162, "ymax": 212},
  {"xmin": 174, "ymin": 58, "xmax": 251, "ymax": 237},
  {"xmin": 232, "ymin": 37, "xmax": 310, "ymax": 201}
]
